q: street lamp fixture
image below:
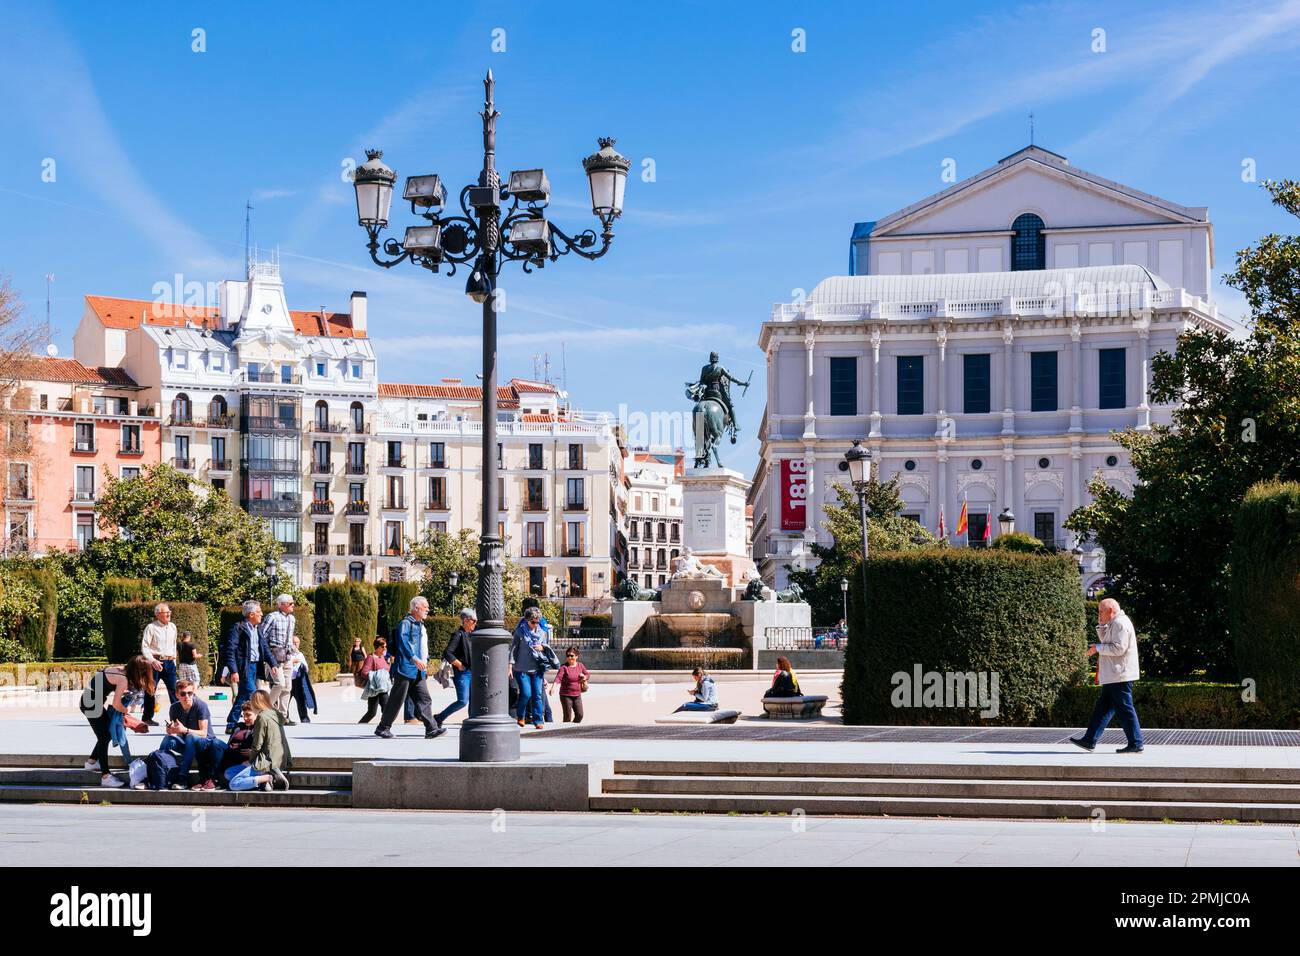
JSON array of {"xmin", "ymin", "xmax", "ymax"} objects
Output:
[
  {"xmin": 839, "ymin": 576, "xmax": 849, "ymax": 624},
  {"xmin": 1071, "ymin": 542, "xmax": 1086, "ymax": 574},
  {"xmin": 447, "ymin": 570, "xmax": 460, "ymax": 615},
  {"xmin": 351, "ymin": 71, "xmax": 626, "ymax": 763},
  {"xmin": 264, "ymin": 556, "xmax": 277, "ymax": 605},
  {"xmin": 997, "ymin": 506, "xmax": 1015, "ymax": 537},
  {"xmin": 843, "ymin": 440, "xmax": 872, "ymax": 640}
]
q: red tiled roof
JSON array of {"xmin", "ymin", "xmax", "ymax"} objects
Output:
[
  {"xmin": 13, "ymin": 356, "xmax": 141, "ymax": 387},
  {"xmin": 84, "ymin": 296, "xmax": 365, "ymax": 338},
  {"xmin": 379, "ymin": 380, "xmax": 553, "ymax": 410}
]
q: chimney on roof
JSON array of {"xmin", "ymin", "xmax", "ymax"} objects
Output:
[
  {"xmin": 441, "ymin": 377, "xmax": 461, "ymax": 385},
  {"xmin": 349, "ymin": 291, "xmax": 367, "ymax": 335}
]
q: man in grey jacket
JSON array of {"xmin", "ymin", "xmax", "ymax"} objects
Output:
[{"xmin": 1071, "ymin": 598, "xmax": 1145, "ymax": 754}]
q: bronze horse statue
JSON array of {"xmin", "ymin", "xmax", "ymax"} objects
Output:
[{"xmin": 687, "ymin": 382, "xmax": 730, "ymax": 469}]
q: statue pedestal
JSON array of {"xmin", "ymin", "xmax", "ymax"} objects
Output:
[{"xmin": 681, "ymin": 467, "xmax": 754, "ymax": 585}]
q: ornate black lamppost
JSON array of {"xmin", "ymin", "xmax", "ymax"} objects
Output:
[
  {"xmin": 843, "ymin": 440, "xmax": 871, "ymax": 628},
  {"xmin": 352, "ymin": 71, "xmax": 628, "ymax": 762}
]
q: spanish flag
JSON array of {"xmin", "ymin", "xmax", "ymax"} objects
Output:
[
  {"xmin": 955, "ymin": 496, "xmax": 968, "ymax": 537},
  {"xmin": 937, "ymin": 505, "xmax": 946, "ymax": 540}
]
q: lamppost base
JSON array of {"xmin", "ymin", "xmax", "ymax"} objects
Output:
[{"xmin": 459, "ymin": 715, "xmax": 522, "ymax": 763}]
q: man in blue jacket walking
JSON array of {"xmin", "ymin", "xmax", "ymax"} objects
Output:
[
  {"xmin": 375, "ymin": 595, "xmax": 445, "ymax": 739},
  {"xmin": 223, "ymin": 600, "xmax": 277, "ymax": 734}
]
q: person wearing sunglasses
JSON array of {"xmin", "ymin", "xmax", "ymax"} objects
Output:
[{"xmin": 158, "ymin": 679, "xmax": 218, "ymax": 789}]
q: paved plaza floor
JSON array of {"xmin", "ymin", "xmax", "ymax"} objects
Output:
[{"xmin": 1, "ymin": 802, "xmax": 1296, "ymax": 866}]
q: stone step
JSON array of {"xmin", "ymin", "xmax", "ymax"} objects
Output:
[
  {"xmin": 588, "ymin": 791, "xmax": 1300, "ymax": 822},
  {"xmin": 0, "ymin": 768, "xmax": 351, "ymax": 789},
  {"xmin": 602, "ymin": 774, "xmax": 1300, "ymax": 804},
  {"xmin": 0, "ymin": 784, "xmax": 352, "ymax": 808},
  {"xmin": 611, "ymin": 760, "xmax": 1300, "ymax": 784},
  {"xmin": 0, "ymin": 753, "xmax": 361, "ymax": 772}
]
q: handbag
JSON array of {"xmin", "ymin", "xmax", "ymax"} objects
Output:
[
  {"xmin": 364, "ymin": 667, "xmax": 392, "ymax": 698},
  {"xmin": 127, "ymin": 758, "xmax": 148, "ymax": 789},
  {"xmin": 579, "ymin": 668, "xmax": 589, "ymax": 693}
]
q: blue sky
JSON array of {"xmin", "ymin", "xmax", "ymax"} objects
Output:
[{"xmin": 2, "ymin": 0, "xmax": 1299, "ymax": 478}]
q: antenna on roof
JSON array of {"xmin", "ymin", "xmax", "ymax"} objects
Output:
[
  {"xmin": 1028, "ymin": 111, "xmax": 1035, "ymax": 145},
  {"xmin": 561, "ymin": 342, "xmax": 567, "ymax": 393},
  {"xmin": 244, "ymin": 200, "xmax": 254, "ymax": 277},
  {"xmin": 44, "ymin": 273, "xmax": 54, "ymax": 330}
]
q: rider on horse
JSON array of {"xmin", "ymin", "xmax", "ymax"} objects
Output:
[{"xmin": 688, "ymin": 351, "xmax": 747, "ymax": 439}]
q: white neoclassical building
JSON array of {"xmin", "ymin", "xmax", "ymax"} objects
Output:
[{"xmin": 750, "ymin": 146, "xmax": 1235, "ymax": 590}]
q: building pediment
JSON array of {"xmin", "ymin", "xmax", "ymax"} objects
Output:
[{"xmin": 871, "ymin": 148, "xmax": 1205, "ymax": 240}]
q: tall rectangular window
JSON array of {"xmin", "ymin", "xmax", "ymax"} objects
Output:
[
  {"xmin": 526, "ymin": 522, "xmax": 544, "ymax": 556},
  {"xmin": 1033, "ymin": 512, "xmax": 1055, "ymax": 548},
  {"xmin": 967, "ymin": 511, "xmax": 988, "ymax": 548},
  {"xmin": 429, "ymin": 442, "xmax": 445, "ymax": 468},
  {"xmin": 829, "ymin": 357, "xmax": 857, "ymax": 416},
  {"xmin": 528, "ymin": 443, "xmax": 544, "ymax": 469},
  {"xmin": 963, "ymin": 353, "xmax": 991, "ymax": 414},
  {"xmin": 566, "ymin": 477, "xmax": 585, "ymax": 509},
  {"xmin": 897, "ymin": 356, "xmax": 924, "ymax": 415},
  {"xmin": 1030, "ymin": 351, "xmax": 1058, "ymax": 412},
  {"xmin": 428, "ymin": 476, "xmax": 446, "ymax": 508},
  {"xmin": 1098, "ymin": 348, "xmax": 1126, "ymax": 409}
]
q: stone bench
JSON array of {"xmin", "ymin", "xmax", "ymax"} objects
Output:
[
  {"xmin": 654, "ymin": 709, "xmax": 741, "ymax": 725},
  {"xmin": 761, "ymin": 695, "xmax": 828, "ymax": 719}
]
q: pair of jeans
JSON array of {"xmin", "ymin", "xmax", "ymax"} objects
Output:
[
  {"xmin": 360, "ymin": 692, "xmax": 388, "ymax": 723},
  {"xmin": 224, "ymin": 763, "xmax": 262, "ymax": 792},
  {"xmin": 142, "ymin": 660, "xmax": 178, "ymax": 722},
  {"xmin": 435, "ymin": 668, "xmax": 472, "ymax": 725},
  {"xmin": 1081, "ymin": 681, "xmax": 1144, "ymax": 749},
  {"xmin": 160, "ymin": 734, "xmax": 217, "ymax": 779},
  {"xmin": 226, "ymin": 662, "xmax": 258, "ymax": 733},
  {"xmin": 85, "ymin": 711, "xmax": 113, "ymax": 774},
  {"xmin": 378, "ymin": 673, "xmax": 437, "ymax": 733},
  {"xmin": 675, "ymin": 701, "xmax": 718, "ymax": 712},
  {"xmin": 515, "ymin": 670, "xmax": 546, "ymax": 724}
]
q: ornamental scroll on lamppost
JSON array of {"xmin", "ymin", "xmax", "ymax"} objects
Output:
[{"xmin": 351, "ymin": 71, "xmax": 628, "ymax": 763}]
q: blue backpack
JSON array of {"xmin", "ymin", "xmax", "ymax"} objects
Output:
[{"xmin": 145, "ymin": 749, "xmax": 180, "ymax": 791}]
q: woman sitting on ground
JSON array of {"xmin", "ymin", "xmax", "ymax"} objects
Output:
[
  {"xmin": 222, "ymin": 691, "xmax": 291, "ymax": 792},
  {"xmin": 80, "ymin": 655, "xmax": 154, "ymax": 788},
  {"xmin": 675, "ymin": 666, "xmax": 719, "ymax": 712},
  {"xmin": 764, "ymin": 656, "xmax": 801, "ymax": 698}
]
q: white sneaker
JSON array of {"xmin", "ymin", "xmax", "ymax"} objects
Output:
[
  {"xmin": 100, "ymin": 774, "xmax": 125, "ymax": 788},
  {"xmin": 132, "ymin": 782, "xmax": 147, "ymax": 790},
  {"xmin": 83, "ymin": 758, "xmax": 98, "ymax": 771}
]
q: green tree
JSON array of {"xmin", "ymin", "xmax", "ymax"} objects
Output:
[
  {"xmin": 406, "ymin": 526, "xmax": 529, "ymax": 619},
  {"xmin": 1067, "ymin": 179, "xmax": 1300, "ymax": 678},
  {"xmin": 788, "ymin": 477, "xmax": 936, "ymax": 624}
]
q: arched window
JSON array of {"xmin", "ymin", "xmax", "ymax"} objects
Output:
[
  {"xmin": 172, "ymin": 393, "xmax": 192, "ymax": 423},
  {"xmin": 348, "ymin": 561, "xmax": 365, "ymax": 582},
  {"xmin": 1011, "ymin": 213, "xmax": 1046, "ymax": 271},
  {"xmin": 350, "ymin": 401, "xmax": 365, "ymax": 434},
  {"xmin": 316, "ymin": 400, "xmax": 329, "ymax": 430},
  {"xmin": 209, "ymin": 395, "xmax": 227, "ymax": 422}
]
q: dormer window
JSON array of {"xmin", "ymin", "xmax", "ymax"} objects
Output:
[
  {"xmin": 210, "ymin": 354, "xmax": 224, "ymax": 371},
  {"xmin": 173, "ymin": 350, "xmax": 188, "ymax": 369},
  {"xmin": 316, "ymin": 361, "xmax": 327, "ymax": 377},
  {"xmin": 351, "ymin": 362, "xmax": 362, "ymax": 379}
]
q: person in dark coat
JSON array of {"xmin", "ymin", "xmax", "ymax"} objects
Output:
[
  {"xmin": 223, "ymin": 600, "xmax": 277, "ymax": 734},
  {"xmin": 288, "ymin": 635, "xmax": 317, "ymax": 722}
]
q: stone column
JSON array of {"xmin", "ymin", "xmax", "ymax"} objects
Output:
[
  {"xmin": 1069, "ymin": 442, "xmax": 1082, "ymax": 536},
  {"xmin": 934, "ymin": 326, "xmax": 948, "ymax": 439},
  {"xmin": 1069, "ymin": 319, "xmax": 1083, "ymax": 433},
  {"xmin": 868, "ymin": 326, "xmax": 882, "ymax": 438},
  {"xmin": 1135, "ymin": 317, "xmax": 1152, "ymax": 431},
  {"xmin": 936, "ymin": 446, "xmax": 949, "ymax": 542},
  {"xmin": 1001, "ymin": 322, "xmax": 1015, "ymax": 436},
  {"xmin": 1002, "ymin": 439, "xmax": 1015, "ymax": 537},
  {"xmin": 802, "ymin": 328, "xmax": 817, "ymax": 439}
]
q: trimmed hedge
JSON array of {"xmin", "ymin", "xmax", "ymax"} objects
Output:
[
  {"xmin": 1047, "ymin": 681, "xmax": 1287, "ymax": 729},
  {"xmin": 842, "ymin": 549, "xmax": 1087, "ymax": 726},
  {"xmin": 1230, "ymin": 480, "xmax": 1300, "ymax": 725},
  {"xmin": 13, "ymin": 567, "xmax": 57, "ymax": 660},
  {"xmin": 293, "ymin": 601, "xmax": 316, "ymax": 666},
  {"xmin": 376, "ymin": 581, "xmax": 421, "ymax": 639},
  {"xmin": 313, "ymin": 580, "xmax": 379, "ymax": 665},
  {"xmin": 579, "ymin": 613, "xmax": 612, "ymax": 638},
  {"xmin": 100, "ymin": 578, "xmax": 155, "ymax": 662},
  {"xmin": 106, "ymin": 601, "xmax": 211, "ymax": 681},
  {"xmin": 990, "ymin": 532, "xmax": 1047, "ymax": 553},
  {"xmin": 421, "ymin": 614, "xmax": 459, "ymax": 663}
]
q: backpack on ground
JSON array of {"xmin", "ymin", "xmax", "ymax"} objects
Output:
[{"xmin": 145, "ymin": 749, "xmax": 180, "ymax": 791}]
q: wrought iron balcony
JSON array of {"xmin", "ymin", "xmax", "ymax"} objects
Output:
[
  {"xmin": 242, "ymin": 415, "xmax": 301, "ymax": 432},
  {"xmin": 246, "ymin": 495, "xmax": 302, "ymax": 515},
  {"xmin": 173, "ymin": 457, "xmax": 194, "ymax": 470},
  {"xmin": 310, "ymin": 500, "xmax": 334, "ymax": 515},
  {"xmin": 210, "ymin": 459, "xmax": 233, "ymax": 472},
  {"xmin": 345, "ymin": 462, "xmax": 368, "ymax": 475},
  {"xmin": 345, "ymin": 501, "xmax": 370, "ymax": 516},
  {"xmin": 118, "ymin": 442, "xmax": 144, "ymax": 456},
  {"xmin": 244, "ymin": 457, "xmax": 300, "ymax": 474}
]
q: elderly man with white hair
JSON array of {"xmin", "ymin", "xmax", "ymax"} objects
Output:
[
  {"xmin": 262, "ymin": 593, "xmax": 298, "ymax": 724},
  {"xmin": 140, "ymin": 602, "xmax": 179, "ymax": 726},
  {"xmin": 223, "ymin": 600, "xmax": 277, "ymax": 734},
  {"xmin": 375, "ymin": 595, "xmax": 446, "ymax": 740},
  {"xmin": 1071, "ymin": 597, "xmax": 1145, "ymax": 754}
]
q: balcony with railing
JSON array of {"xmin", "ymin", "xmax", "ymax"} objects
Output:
[
  {"xmin": 382, "ymin": 456, "xmax": 406, "ymax": 469},
  {"xmin": 345, "ymin": 461, "xmax": 367, "ymax": 476},
  {"xmin": 242, "ymin": 369, "xmax": 303, "ymax": 386},
  {"xmin": 345, "ymin": 500, "xmax": 370, "ymax": 516},
  {"xmin": 118, "ymin": 441, "xmax": 144, "ymax": 456},
  {"xmin": 310, "ymin": 542, "xmax": 332, "ymax": 555},
  {"xmin": 73, "ymin": 439, "xmax": 97, "ymax": 454},
  {"xmin": 348, "ymin": 542, "xmax": 371, "ymax": 557},
  {"xmin": 209, "ymin": 458, "xmax": 233, "ymax": 473},
  {"xmin": 523, "ymin": 496, "xmax": 547, "ymax": 513},
  {"xmin": 173, "ymin": 457, "xmax": 194, "ymax": 471},
  {"xmin": 564, "ymin": 498, "xmax": 587, "ymax": 512},
  {"xmin": 310, "ymin": 458, "xmax": 333, "ymax": 476},
  {"xmin": 244, "ymin": 457, "xmax": 300, "ymax": 474},
  {"xmin": 563, "ymin": 545, "xmax": 588, "ymax": 558},
  {"xmin": 425, "ymin": 497, "xmax": 448, "ymax": 511},
  {"xmin": 278, "ymin": 541, "xmax": 303, "ymax": 555},
  {"xmin": 70, "ymin": 488, "xmax": 98, "ymax": 504},
  {"xmin": 311, "ymin": 420, "xmax": 347, "ymax": 434},
  {"xmin": 523, "ymin": 546, "xmax": 548, "ymax": 558},
  {"xmin": 381, "ymin": 497, "xmax": 407, "ymax": 511},
  {"xmin": 426, "ymin": 456, "xmax": 447, "ymax": 470},
  {"xmin": 242, "ymin": 415, "xmax": 301, "ymax": 433},
  {"xmin": 246, "ymin": 495, "xmax": 302, "ymax": 516},
  {"xmin": 310, "ymin": 499, "xmax": 334, "ymax": 515}
]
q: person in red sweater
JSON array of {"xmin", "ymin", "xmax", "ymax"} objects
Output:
[{"xmin": 547, "ymin": 647, "xmax": 590, "ymax": 723}]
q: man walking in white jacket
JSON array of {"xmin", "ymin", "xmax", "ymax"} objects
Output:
[{"xmin": 1071, "ymin": 598, "xmax": 1145, "ymax": 754}]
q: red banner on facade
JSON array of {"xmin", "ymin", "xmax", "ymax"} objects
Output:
[{"xmin": 779, "ymin": 458, "xmax": 808, "ymax": 531}]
